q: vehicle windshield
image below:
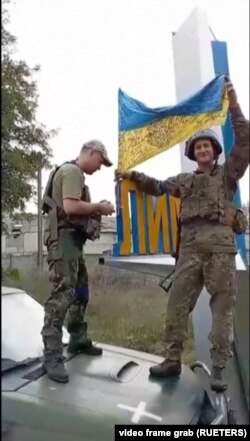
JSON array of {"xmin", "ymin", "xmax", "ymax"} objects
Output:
[{"xmin": 2, "ymin": 287, "xmax": 69, "ymax": 362}]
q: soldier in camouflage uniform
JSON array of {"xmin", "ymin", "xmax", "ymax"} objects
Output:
[
  {"xmin": 115, "ymin": 82, "xmax": 249, "ymax": 392},
  {"xmin": 42, "ymin": 140, "xmax": 115, "ymax": 383}
]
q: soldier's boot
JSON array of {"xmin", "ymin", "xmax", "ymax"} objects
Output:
[
  {"xmin": 210, "ymin": 366, "xmax": 228, "ymax": 392},
  {"xmin": 149, "ymin": 359, "xmax": 182, "ymax": 378},
  {"xmin": 43, "ymin": 354, "xmax": 69, "ymax": 383},
  {"xmin": 68, "ymin": 334, "xmax": 102, "ymax": 356}
]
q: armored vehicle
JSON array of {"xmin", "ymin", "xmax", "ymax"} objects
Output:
[{"xmin": 2, "ymin": 285, "xmax": 240, "ymax": 441}]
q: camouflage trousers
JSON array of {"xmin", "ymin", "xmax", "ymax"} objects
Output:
[
  {"xmin": 164, "ymin": 252, "xmax": 237, "ymax": 368},
  {"xmin": 41, "ymin": 229, "xmax": 90, "ymax": 359}
]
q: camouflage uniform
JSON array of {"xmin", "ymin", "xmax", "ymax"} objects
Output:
[
  {"xmin": 42, "ymin": 229, "xmax": 91, "ymax": 359},
  {"xmin": 128, "ymin": 104, "xmax": 249, "ymax": 385},
  {"xmin": 41, "ymin": 162, "xmax": 102, "ymax": 381}
]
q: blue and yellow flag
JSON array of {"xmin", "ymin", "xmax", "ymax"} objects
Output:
[{"xmin": 118, "ymin": 75, "xmax": 229, "ymax": 170}]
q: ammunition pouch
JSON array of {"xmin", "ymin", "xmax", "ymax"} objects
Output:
[
  {"xmin": 178, "ymin": 168, "xmax": 247, "ymax": 236},
  {"xmin": 219, "ymin": 203, "xmax": 247, "ymax": 234},
  {"xmin": 180, "ymin": 199, "xmax": 247, "ymax": 235},
  {"xmin": 42, "ymin": 162, "xmax": 102, "ymax": 244},
  {"xmin": 85, "ymin": 214, "xmax": 101, "ymax": 241},
  {"xmin": 232, "ymin": 209, "xmax": 247, "ymax": 235},
  {"xmin": 83, "ymin": 186, "xmax": 101, "ymax": 241}
]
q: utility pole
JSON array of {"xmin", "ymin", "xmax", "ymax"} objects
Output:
[{"xmin": 37, "ymin": 166, "xmax": 43, "ymax": 271}]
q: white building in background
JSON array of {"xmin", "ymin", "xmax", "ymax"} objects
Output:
[
  {"xmin": 2, "ymin": 214, "xmax": 249, "ymax": 264},
  {"xmin": 1, "ymin": 216, "xmax": 117, "ymax": 256},
  {"xmin": 172, "ymin": 8, "xmax": 226, "ymax": 173}
]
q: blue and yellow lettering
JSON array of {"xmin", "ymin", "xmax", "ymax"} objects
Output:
[{"xmin": 113, "ymin": 180, "xmax": 180, "ymax": 256}]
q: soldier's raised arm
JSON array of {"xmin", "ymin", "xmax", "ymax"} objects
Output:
[
  {"xmin": 225, "ymin": 82, "xmax": 250, "ymax": 181},
  {"xmin": 115, "ymin": 169, "xmax": 181, "ymax": 198}
]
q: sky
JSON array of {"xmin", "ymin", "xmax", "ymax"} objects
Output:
[{"xmin": 7, "ymin": 0, "xmax": 249, "ymax": 212}]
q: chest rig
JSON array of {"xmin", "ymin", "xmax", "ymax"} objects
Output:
[
  {"xmin": 41, "ymin": 161, "xmax": 101, "ymax": 242},
  {"xmin": 179, "ymin": 165, "xmax": 247, "ymax": 234}
]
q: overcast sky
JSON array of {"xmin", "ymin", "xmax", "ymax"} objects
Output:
[{"xmin": 7, "ymin": 0, "xmax": 249, "ymax": 211}]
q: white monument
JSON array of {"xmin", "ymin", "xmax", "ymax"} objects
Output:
[{"xmin": 172, "ymin": 8, "xmax": 225, "ymax": 172}]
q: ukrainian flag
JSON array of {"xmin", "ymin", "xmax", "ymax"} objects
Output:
[{"xmin": 118, "ymin": 75, "xmax": 229, "ymax": 171}]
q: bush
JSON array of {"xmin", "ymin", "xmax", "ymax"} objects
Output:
[{"xmin": 2, "ymin": 267, "xmax": 20, "ymax": 282}]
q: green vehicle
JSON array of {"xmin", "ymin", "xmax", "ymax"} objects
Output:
[
  {"xmin": 100, "ymin": 253, "xmax": 250, "ymax": 426},
  {"xmin": 1, "ymin": 282, "xmax": 247, "ymax": 440}
]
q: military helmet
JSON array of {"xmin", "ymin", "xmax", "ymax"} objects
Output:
[{"xmin": 185, "ymin": 129, "xmax": 223, "ymax": 161}]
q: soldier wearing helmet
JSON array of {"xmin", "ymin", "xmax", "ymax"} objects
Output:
[
  {"xmin": 185, "ymin": 129, "xmax": 223, "ymax": 162},
  {"xmin": 41, "ymin": 140, "xmax": 115, "ymax": 383},
  {"xmin": 115, "ymin": 82, "xmax": 249, "ymax": 392}
]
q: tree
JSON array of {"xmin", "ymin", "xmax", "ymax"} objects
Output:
[{"xmin": 1, "ymin": 1, "xmax": 56, "ymax": 218}]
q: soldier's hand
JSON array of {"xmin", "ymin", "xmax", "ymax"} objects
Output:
[
  {"xmin": 99, "ymin": 199, "xmax": 112, "ymax": 204},
  {"xmin": 226, "ymin": 81, "xmax": 238, "ymax": 109},
  {"xmin": 98, "ymin": 201, "xmax": 115, "ymax": 216},
  {"xmin": 114, "ymin": 169, "xmax": 133, "ymax": 181}
]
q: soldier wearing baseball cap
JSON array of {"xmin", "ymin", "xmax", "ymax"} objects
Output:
[
  {"xmin": 81, "ymin": 139, "xmax": 113, "ymax": 168},
  {"xmin": 41, "ymin": 139, "xmax": 114, "ymax": 383}
]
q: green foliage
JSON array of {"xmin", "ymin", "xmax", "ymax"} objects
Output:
[
  {"xmin": 11, "ymin": 212, "xmax": 37, "ymax": 223},
  {"xmin": 2, "ymin": 267, "xmax": 20, "ymax": 282},
  {"xmin": 1, "ymin": 1, "xmax": 57, "ymax": 216}
]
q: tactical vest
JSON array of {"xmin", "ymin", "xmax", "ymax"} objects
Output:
[
  {"xmin": 179, "ymin": 166, "xmax": 247, "ymax": 235},
  {"xmin": 41, "ymin": 161, "xmax": 101, "ymax": 242}
]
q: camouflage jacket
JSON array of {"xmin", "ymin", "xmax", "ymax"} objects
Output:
[{"xmin": 130, "ymin": 104, "xmax": 249, "ymax": 253}]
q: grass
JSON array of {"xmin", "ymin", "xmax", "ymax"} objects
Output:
[{"xmin": 3, "ymin": 257, "xmax": 195, "ymax": 364}]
